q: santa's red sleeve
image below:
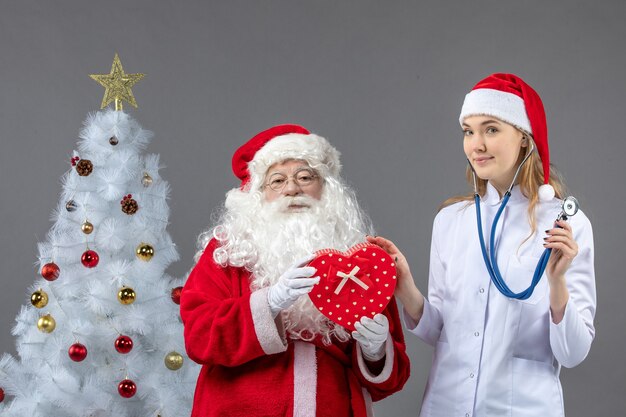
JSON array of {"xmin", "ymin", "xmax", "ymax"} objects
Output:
[
  {"xmin": 351, "ymin": 298, "xmax": 411, "ymax": 401},
  {"xmin": 180, "ymin": 239, "xmax": 287, "ymax": 367}
]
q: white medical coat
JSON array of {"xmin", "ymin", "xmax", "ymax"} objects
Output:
[{"xmin": 405, "ymin": 184, "xmax": 596, "ymax": 417}]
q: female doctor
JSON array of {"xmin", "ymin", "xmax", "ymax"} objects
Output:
[{"xmin": 369, "ymin": 73, "xmax": 596, "ymax": 416}]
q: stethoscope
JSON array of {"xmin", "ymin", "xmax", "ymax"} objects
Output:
[{"xmin": 469, "ymin": 143, "xmax": 580, "ymax": 300}]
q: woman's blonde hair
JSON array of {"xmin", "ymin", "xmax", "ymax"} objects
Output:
[{"xmin": 440, "ymin": 133, "xmax": 567, "ymax": 235}]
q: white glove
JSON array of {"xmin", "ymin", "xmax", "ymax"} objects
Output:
[
  {"xmin": 352, "ymin": 314, "xmax": 389, "ymax": 362},
  {"xmin": 267, "ymin": 255, "xmax": 319, "ymax": 318}
]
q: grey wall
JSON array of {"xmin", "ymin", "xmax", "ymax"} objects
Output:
[{"xmin": 1, "ymin": 1, "xmax": 624, "ymax": 416}]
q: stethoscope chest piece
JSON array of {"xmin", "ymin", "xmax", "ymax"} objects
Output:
[{"xmin": 560, "ymin": 196, "xmax": 579, "ymax": 219}]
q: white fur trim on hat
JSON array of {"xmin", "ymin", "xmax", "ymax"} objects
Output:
[
  {"xmin": 459, "ymin": 88, "xmax": 532, "ymax": 134},
  {"xmin": 248, "ymin": 133, "xmax": 341, "ymax": 189}
]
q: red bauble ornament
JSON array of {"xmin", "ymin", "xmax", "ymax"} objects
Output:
[
  {"xmin": 115, "ymin": 335, "xmax": 133, "ymax": 354},
  {"xmin": 307, "ymin": 243, "xmax": 397, "ymax": 332},
  {"xmin": 68, "ymin": 343, "xmax": 88, "ymax": 362},
  {"xmin": 171, "ymin": 287, "xmax": 182, "ymax": 305},
  {"xmin": 41, "ymin": 262, "xmax": 60, "ymax": 281},
  {"xmin": 81, "ymin": 250, "xmax": 99, "ymax": 268},
  {"xmin": 0, "ymin": 387, "xmax": 4, "ymax": 402},
  {"xmin": 118, "ymin": 379, "xmax": 137, "ymax": 398}
]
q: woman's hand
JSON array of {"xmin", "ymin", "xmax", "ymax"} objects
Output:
[
  {"xmin": 366, "ymin": 236, "xmax": 412, "ymax": 286},
  {"xmin": 544, "ymin": 220, "xmax": 578, "ymax": 282},
  {"xmin": 543, "ymin": 220, "xmax": 578, "ymax": 323},
  {"xmin": 366, "ymin": 235, "xmax": 424, "ymax": 322}
]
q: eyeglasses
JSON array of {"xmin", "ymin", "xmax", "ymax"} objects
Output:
[{"xmin": 264, "ymin": 168, "xmax": 320, "ymax": 192}]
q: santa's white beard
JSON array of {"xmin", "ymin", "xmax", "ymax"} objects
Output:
[
  {"xmin": 248, "ymin": 195, "xmax": 355, "ymax": 288},
  {"xmin": 204, "ymin": 180, "xmax": 373, "ymax": 345}
]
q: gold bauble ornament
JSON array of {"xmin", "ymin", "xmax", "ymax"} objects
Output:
[
  {"xmin": 141, "ymin": 172, "xmax": 153, "ymax": 187},
  {"xmin": 135, "ymin": 243, "xmax": 155, "ymax": 262},
  {"xmin": 164, "ymin": 351, "xmax": 184, "ymax": 370},
  {"xmin": 81, "ymin": 221, "xmax": 94, "ymax": 234},
  {"xmin": 37, "ymin": 314, "xmax": 56, "ymax": 333},
  {"xmin": 118, "ymin": 286, "xmax": 136, "ymax": 305},
  {"xmin": 31, "ymin": 289, "xmax": 49, "ymax": 309}
]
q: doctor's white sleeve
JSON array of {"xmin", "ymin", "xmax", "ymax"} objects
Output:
[
  {"xmin": 549, "ymin": 212, "xmax": 596, "ymax": 368},
  {"xmin": 403, "ymin": 215, "xmax": 445, "ymax": 346}
]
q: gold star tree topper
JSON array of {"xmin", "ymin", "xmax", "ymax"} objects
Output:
[{"xmin": 90, "ymin": 54, "xmax": 145, "ymax": 111}]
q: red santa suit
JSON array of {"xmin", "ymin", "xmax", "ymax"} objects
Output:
[{"xmin": 181, "ymin": 238, "xmax": 410, "ymax": 417}]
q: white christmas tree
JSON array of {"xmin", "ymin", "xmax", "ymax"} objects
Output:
[{"xmin": 0, "ymin": 55, "xmax": 199, "ymax": 417}]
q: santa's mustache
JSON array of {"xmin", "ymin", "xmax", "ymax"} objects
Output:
[{"xmin": 267, "ymin": 195, "xmax": 319, "ymax": 213}]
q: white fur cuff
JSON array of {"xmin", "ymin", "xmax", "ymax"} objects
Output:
[
  {"xmin": 356, "ymin": 335, "xmax": 395, "ymax": 384},
  {"xmin": 250, "ymin": 288, "xmax": 288, "ymax": 354}
]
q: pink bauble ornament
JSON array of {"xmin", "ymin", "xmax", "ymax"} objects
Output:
[
  {"xmin": 68, "ymin": 343, "xmax": 88, "ymax": 362},
  {"xmin": 81, "ymin": 250, "xmax": 99, "ymax": 268}
]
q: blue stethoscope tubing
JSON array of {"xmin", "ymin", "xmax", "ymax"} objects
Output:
[
  {"xmin": 474, "ymin": 192, "xmax": 552, "ymax": 300},
  {"xmin": 470, "ymin": 143, "xmax": 553, "ymax": 300}
]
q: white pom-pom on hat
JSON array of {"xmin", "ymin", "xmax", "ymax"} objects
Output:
[{"xmin": 538, "ymin": 184, "xmax": 555, "ymax": 202}]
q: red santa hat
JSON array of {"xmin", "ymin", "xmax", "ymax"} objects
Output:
[
  {"xmin": 459, "ymin": 73, "xmax": 555, "ymax": 202},
  {"xmin": 232, "ymin": 124, "xmax": 342, "ymax": 189}
]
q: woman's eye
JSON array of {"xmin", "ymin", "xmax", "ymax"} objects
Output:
[
  {"xmin": 486, "ymin": 127, "xmax": 498, "ymax": 134},
  {"xmin": 463, "ymin": 130, "xmax": 472, "ymax": 136}
]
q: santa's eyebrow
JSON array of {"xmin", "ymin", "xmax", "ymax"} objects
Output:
[
  {"xmin": 268, "ymin": 165, "xmax": 314, "ymax": 176},
  {"xmin": 267, "ymin": 170, "xmax": 287, "ymax": 176}
]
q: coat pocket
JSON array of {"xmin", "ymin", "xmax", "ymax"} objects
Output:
[{"xmin": 511, "ymin": 356, "xmax": 563, "ymax": 417}]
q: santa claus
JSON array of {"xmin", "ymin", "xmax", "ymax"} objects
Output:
[{"xmin": 181, "ymin": 124, "xmax": 410, "ymax": 417}]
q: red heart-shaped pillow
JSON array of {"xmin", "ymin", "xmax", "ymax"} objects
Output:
[{"xmin": 307, "ymin": 242, "xmax": 397, "ymax": 332}]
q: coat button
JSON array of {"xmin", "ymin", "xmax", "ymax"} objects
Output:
[
  {"xmin": 474, "ymin": 331, "xmax": 480, "ymax": 337},
  {"xmin": 479, "ymin": 288, "xmax": 485, "ymax": 293},
  {"xmin": 470, "ymin": 372, "xmax": 475, "ymax": 378}
]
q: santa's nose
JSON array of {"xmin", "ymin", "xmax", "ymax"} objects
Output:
[{"xmin": 282, "ymin": 179, "xmax": 303, "ymax": 196}]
